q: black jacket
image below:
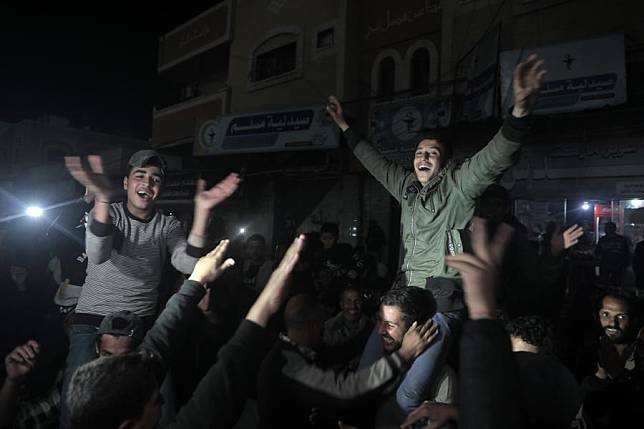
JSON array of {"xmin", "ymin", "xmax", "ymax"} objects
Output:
[
  {"xmin": 138, "ymin": 279, "xmax": 271, "ymax": 429},
  {"xmin": 257, "ymin": 337, "xmax": 407, "ymax": 428}
]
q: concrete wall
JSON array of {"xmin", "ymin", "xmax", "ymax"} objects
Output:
[{"xmin": 227, "ymin": 0, "xmax": 343, "ymax": 113}]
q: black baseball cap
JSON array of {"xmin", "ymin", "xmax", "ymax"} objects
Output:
[
  {"xmin": 97, "ymin": 311, "xmax": 145, "ymax": 347},
  {"xmin": 127, "ymin": 150, "xmax": 167, "ymax": 176}
]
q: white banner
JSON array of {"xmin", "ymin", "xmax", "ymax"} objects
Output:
[
  {"xmin": 500, "ymin": 33, "xmax": 627, "ymax": 114},
  {"xmin": 195, "ymin": 105, "xmax": 339, "ymax": 155}
]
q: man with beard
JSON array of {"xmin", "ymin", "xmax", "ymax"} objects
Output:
[
  {"xmin": 257, "ymin": 292, "xmax": 437, "ymax": 429},
  {"xmin": 322, "ymin": 286, "xmax": 374, "ymax": 370},
  {"xmin": 323, "ymin": 286, "xmax": 372, "ymax": 347},
  {"xmin": 582, "ymin": 292, "xmax": 644, "ymax": 428}
]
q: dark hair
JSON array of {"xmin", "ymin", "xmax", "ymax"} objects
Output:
[
  {"xmin": 505, "ymin": 315, "xmax": 554, "ymax": 352},
  {"xmin": 340, "ymin": 285, "xmax": 362, "ymax": 299},
  {"xmin": 380, "ymin": 287, "xmax": 436, "ymax": 327},
  {"xmin": 246, "ymin": 233, "xmax": 266, "ymax": 246},
  {"xmin": 126, "ymin": 158, "xmax": 166, "ymax": 189},
  {"xmin": 284, "ymin": 294, "xmax": 323, "ymax": 328},
  {"xmin": 597, "ymin": 290, "xmax": 635, "ymax": 316},
  {"xmin": 68, "ymin": 353, "xmax": 157, "ymax": 429},
  {"xmin": 321, "ymin": 223, "xmax": 339, "ymax": 237},
  {"xmin": 415, "ymin": 128, "xmax": 453, "ymax": 160}
]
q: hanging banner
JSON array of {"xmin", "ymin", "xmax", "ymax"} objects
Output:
[
  {"xmin": 458, "ymin": 25, "xmax": 500, "ymax": 122},
  {"xmin": 500, "ymin": 33, "xmax": 627, "ymax": 115},
  {"xmin": 369, "ymin": 96, "xmax": 452, "ymax": 154},
  {"xmin": 195, "ymin": 105, "xmax": 339, "ymax": 155}
]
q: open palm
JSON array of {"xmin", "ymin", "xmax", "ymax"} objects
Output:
[
  {"xmin": 65, "ymin": 156, "xmax": 114, "ymax": 201},
  {"xmin": 194, "ymin": 173, "xmax": 240, "ymax": 211},
  {"xmin": 512, "ymin": 54, "xmax": 547, "ymax": 116}
]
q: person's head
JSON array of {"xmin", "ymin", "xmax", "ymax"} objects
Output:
[
  {"xmin": 245, "ymin": 234, "xmax": 267, "ymax": 263},
  {"xmin": 506, "ymin": 315, "xmax": 554, "ymax": 354},
  {"xmin": 378, "ymin": 287, "xmax": 436, "ymax": 353},
  {"xmin": 96, "ymin": 311, "xmax": 145, "ymax": 357},
  {"xmin": 476, "ymin": 184, "xmax": 512, "ymax": 224},
  {"xmin": 598, "ymin": 292, "xmax": 635, "ymax": 344},
  {"xmin": 9, "ymin": 264, "xmax": 28, "ymax": 287},
  {"xmin": 604, "ymin": 221, "xmax": 617, "ymax": 236},
  {"xmin": 320, "ymin": 223, "xmax": 339, "ymax": 250},
  {"xmin": 68, "ymin": 353, "xmax": 162, "ymax": 429},
  {"xmin": 284, "ymin": 294, "xmax": 325, "ymax": 349},
  {"xmin": 124, "ymin": 150, "xmax": 167, "ymax": 216},
  {"xmin": 339, "ymin": 287, "xmax": 363, "ymax": 324},
  {"xmin": 8, "ymin": 245, "xmax": 32, "ymax": 287},
  {"xmin": 413, "ymin": 130, "xmax": 451, "ymax": 186}
]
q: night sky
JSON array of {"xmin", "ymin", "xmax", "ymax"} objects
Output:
[{"xmin": 0, "ymin": 6, "xmax": 211, "ymax": 140}]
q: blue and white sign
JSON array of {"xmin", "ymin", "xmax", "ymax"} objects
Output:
[
  {"xmin": 369, "ymin": 96, "xmax": 452, "ymax": 153},
  {"xmin": 500, "ymin": 33, "xmax": 627, "ymax": 115},
  {"xmin": 195, "ymin": 105, "xmax": 339, "ymax": 155}
]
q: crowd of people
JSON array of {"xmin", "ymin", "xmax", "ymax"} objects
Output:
[{"xmin": 0, "ymin": 55, "xmax": 642, "ymax": 429}]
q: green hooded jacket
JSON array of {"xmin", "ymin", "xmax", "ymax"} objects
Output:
[{"xmin": 344, "ymin": 116, "xmax": 531, "ymax": 288}]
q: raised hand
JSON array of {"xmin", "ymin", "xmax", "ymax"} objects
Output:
[
  {"xmin": 445, "ymin": 217, "xmax": 513, "ymax": 320},
  {"xmin": 5, "ymin": 340, "xmax": 40, "ymax": 383},
  {"xmin": 512, "ymin": 54, "xmax": 547, "ymax": 117},
  {"xmin": 64, "ymin": 156, "xmax": 114, "ymax": 202},
  {"xmin": 194, "ymin": 174, "xmax": 241, "ymax": 212},
  {"xmin": 398, "ymin": 319, "xmax": 439, "ymax": 362},
  {"xmin": 247, "ymin": 234, "xmax": 306, "ymax": 327},
  {"xmin": 189, "ymin": 239, "xmax": 235, "ymax": 285},
  {"xmin": 562, "ymin": 224, "xmax": 584, "ymax": 250},
  {"xmin": 326, "ymin": 95, "xmax": 349, "ymax": 131},
  {"xmin": 400, "ymin": 401, "xmax": 458, "ymax": 429},
  {"xmin": 551, "ymin": 224, "xmax": 584, "ymax": 256}
]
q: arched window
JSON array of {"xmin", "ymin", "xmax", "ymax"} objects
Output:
[
  {"xmin": 377, "ymin": 57, "xmax": 396, "ymax": 99},
  {"xmin": 409, "ymin": 48, "xmax": 430, "ymax": 93}
]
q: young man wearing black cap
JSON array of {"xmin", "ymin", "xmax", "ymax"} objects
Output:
[
  {"xmin": 59, "ymin": 150, "xmax": 240, "ymax": 428},
  {"xmin": 95, "ymin": 310, "xmax": 145, "ymax": 357}
]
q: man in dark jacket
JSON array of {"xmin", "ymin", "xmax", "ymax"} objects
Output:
[
  {"xmin": 67, "ymin": 235, "xmax": 306, "ymax": 429},
  {"xmin": 444, "ymin": 217, "xmax": 523, "ymax": 429},
  {"xmin": 596, "ymin": 222, "xmax": 630, "ymax": 286},
  {"xmin": 581, "ymin": 292, "xmax": 644, "ymax": 429},
  {"xmin": 258, "ymin": 292, "xmax": 437, "ymax": 428}
]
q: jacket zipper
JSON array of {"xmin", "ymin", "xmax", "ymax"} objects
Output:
[{"xmin": 406, "ymin": 194, "xmax": 419, "ymax": 286}]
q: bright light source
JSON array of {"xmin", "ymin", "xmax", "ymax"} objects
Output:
[
  {"xmin": 239, "ymin": 227, "xmax": 246, "ymax": 235},
  {"xmin": 630, "ymin": 199, "xmax": 644, "ymax": 208},
  {"xmin": 581, "ymin": 202, "xmax": 590, "ymax": 211},
  {"xmin": 25, "ymin": 206, "xmax": 44, "ymax": 218}
]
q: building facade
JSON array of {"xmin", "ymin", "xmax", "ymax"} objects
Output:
[{"xmin": 151, "ymin": 0, "xmax": 644, "ymax": 261}]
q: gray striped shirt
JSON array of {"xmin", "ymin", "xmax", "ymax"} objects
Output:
[{"xmin": 75, "ymin": 202, "xmax": 202, "ymax": 317}]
